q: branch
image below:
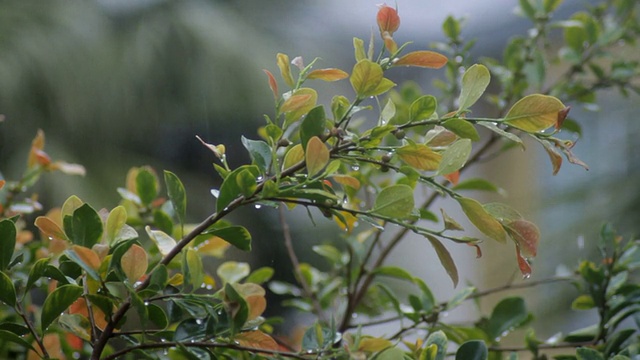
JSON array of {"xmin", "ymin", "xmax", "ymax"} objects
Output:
[
  {"xmin": 279, "ymin": 206, "xmax": 327, "ymax": 323},
  {"xmin": 102, "ymin": 341, "xmax": 315, "ymax": 360},
  {"xmin": 469, "ymin": 275, "xmax": 576, "ymax": 300},
  {"xmin": 15, "ymin": 302, "xmax": 49, "ymax": 359}
]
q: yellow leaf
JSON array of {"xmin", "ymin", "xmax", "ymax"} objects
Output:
[
  {"xmin": 276, "ymin": 53, "xmax": 295, "ymax": 87},
  {"xmin": 61, "ymin": 195, "xmax": 84, "ymax": 219},
  {"xmin": 504, "ymin": 94, "xmax": 566, "ymax": 132},
  {"xmin": 457, "ymin": 197, "xmax": 507, "ymax": 242},
  {"xmin": 305, "ymin": 136, "xmax": 330, "ymax": 177},
  {"xmin": 358, "ymin": 337, "xmax": 393, "ymax": 352},
  {"xmin": 306, "ymin": 68, "xmax": 349, "ymax": 81},
  {"xmin": 168, "ymin": 273, "xmax": 183, "ymax": 286},
  {"xmin": 334, "ymin": 210, "xmax": 358, "ymax": 233},
  {"xmin": 397, "ymin": 144, "xmax": 442, "ymax": 171},
  {"xmin": 196, "ymin": 236, "xmax": 231, "ymax": 258},
  {"xmin": 120, "ymin": 244, "xmax": 148, "ymax": 283},
  {"xmin": 393, "ymin": 51, "xmax": 448, "ymax": 68}
]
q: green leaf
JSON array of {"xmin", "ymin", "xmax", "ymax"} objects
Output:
[
  {"xmin": 380, "ymin": 98, "xmax": 396, "ymax": 124},
  {"xmin": 136, "ymin": 167, "xmax": 158, "ymax": 206},
  {"xmin": 353, "ymin": 37, "xmax": 366, "ymax": 61},
  {"xmin": 477, "ymin": 122, "xmax": 524, "ymax": 148},
  {"xmin": 145, "ymin": 226, "xmax": 177, "ymax": 256},
  {"xmin": 425, "ymin": 331, "xmax": 448, "ymax": 360},
  {"xmin": 442, "ymin": 16, "xmax": 460, "ymax": 40},
  {"xmin": 426, "ymin": 235, "xmax": 459, "ymax": 287},
  {"xmin": 105, "ymin": 206, "xmax": 127, "ymax": 245},
  {"xmin": 164, "ymin": 171, "xmax": 187, "ymax": 228},
  {"xmin": 571, "ymin": 294, "xmax": 595, "ymax": 310},
  {"xmin": 442, "ymin": 119, "xmax": 480, "ymax": 141},
  {"xmin": 576, "ymin": 347, "xmax": 605, "ymax": 360},
  {"xmin": 372, "ymin": 184, "xmax": 415, "ymax": 219},
  {"xmin": 397, "ymin": 144, "xmax": 442, "ymax": 171},
  {"xmin": 410, "ymin": 95, "xmax": 437, "ymax": 122},
  {"xmin": 146, "ymin": 303, "xmax": 168, "ymax": 330},
  {"xmin": 453, "ymin": 178, "xmax": 502, "ymax": 193},
  {"xmin": 25, "ymin": 258, "xmax": 51, "ymax": 293},
  {"xmin": 184, "ymin": 248, "xmax": 203, "ymax": 290},
  {"xmin": 458, "ymin": 64, "xmax": 491, "ymax": 111},
  {"xmin": 446, "ymin": 287, "xmax": 476, "ymax": 310},
  {"xmin": 65, "ymin": 203, "xmax": 103, "ymax": 248},
  {"xmin": 241, "ymin": 136, "xmax": 272, "ymax": 175},
  {"xmin": 61, "ymin": 195, "xmax": 84, "ymax": 219},
  {"xmin": 0, "ymin": 271, "xmax": 17, "ymax": 307},
  {"xmin": 504, "ymin": 94, "xmax": 566, "ymax": 132},
  {"xmin": 305, "ymin": 136, "xmax": 329, "ymax": 177},
  {"xmin": 300, "ymin": 106, "xmax": 327, "ymax": 150},
  {"xmin": 235, "ymin": 168, "xmax": 257, "ymax": 197},
  {"xmin": 519, "ymin": 0, "xmax": 536, "ymax": 19},
  {"xmin": 487, "ymin": 297, "xmax": 528, "ymax": 340},
  {"xmin": 224, "ymin": 283, "xmax": 249, "ymax": 335},
  {"xmin": 483, "ymin": 203, "xmax": 523, "ymax": 222},
  {"xmin": 0, "ymin": 329, "xmax": 35, "ymax": 352},
  {"xmin": 217, "ymin": 261, "xmax": 250, "ymax": 284},
  {"xmin": 457, "ymin": 197, "xmax": 507, "ymax": 242},
  {"xmin": 373, "ymin": 266, "xmax": 414, "ymax": 282},
  {"xmin": 41, "ymin": 284, "xmax": 83, "ymax": 331},
  {"xmin": 217, "ymin": 165, "xmax": 260, "ymax": 213},
  {"xmin": 437, "ymin": 139, "xmax": 472, "ymax": 176},
  {"xmin": 455, "ymin": 340, "xmax": 488, "ymax": 360},
  {"xmin": 377, "ymin": 347, "xmax": 405, "ymax": 360},
  {"xmin": 204, "ymin": 226, "xmax": 252, "ymax": 252},
  {"xmin": 246, "ymin": 267, "xmax": 274, "ymax": 284},
  {"xmin": 0, "ymin": 220, "xmax": 16, "ymax": 271}
]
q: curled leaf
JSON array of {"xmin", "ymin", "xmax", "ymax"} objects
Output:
[
  {"xmin": 263, "ymin": 69, "xmax": 279, "ymax": 100},
  {"xmin": 376, "ymin": 4, "xmax": 400, "ymax": 35},
  {"xmin": 276, "ymin": 53, "xmax": 295, "ymax": 87}
]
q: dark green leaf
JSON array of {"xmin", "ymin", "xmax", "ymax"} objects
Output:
[
  {"xmin": 41, "ymin": 284, "xmax": 83, "ymax": 331},
  {"xmin": 300, "ymin": 105, "xmax": 326, "ymax": 150},
  {"xmin": 148, "ymin": 265, "xmax": 169, "ymax": 291},
  {"xmin": 0, "ymin": 220, "xmax": 16, "ymax": 271},
  {"xmin": 487, "ymin": 297, "xmax": 528, "ymax": 340},
  {"xmin": 0, "ymin": 323, "xmax": 29, "ymax": 335},
  {"xmin": 564, "ymin": 324, "xmax": 598, "ymax": 343},
  {"xmin": 204, "ymin": 226, "xmax": 251, "ymax": 252},
  {"xmin": 241, "ymin": 136, "xmax": 272, "ymax": 174},
  {"xmin": 0, "ymin": 329, "xmax": 35, "ymax": 352},
  {"xmin": 0, "ymin": 271, "xmax": 17, "ymax": 307},
  {"xmin": 456, "ymin": 340, "xmax": 488, "ymax": 360},
  {"xmin": 25, "ymin": 258, "xmax": 50, "ymax": 293},
  {"xmin": 302, "ymin": 323, "xmax": 335, "ymax": 351},
  {"xmin": 148, "ymin": 303, "xmax": 168, "ymax": 330},
  {"xmin": 164, "ymin": 171, "xmax": 187, "ymax": 228},
  {"xmin": 442, "ymin": 16, "xmax": 460, "ymax": 40},
  {"xmin": 66, "ymin": 203, "xmax": 103, "ymax": 248},
  {"xmin": 152, "ymin": 210, "xmax": 173, "ymax": 236},
  {"xmin": 576, "ymin": 347, "xmax": 605, "ymax": 360},
  {"xmin": 224, "ymin": 283, "xmax": 248, "ymax": 335},
  {"xmin": 136, "ymin": 168, "xmax": 158, "ymax": 206}
]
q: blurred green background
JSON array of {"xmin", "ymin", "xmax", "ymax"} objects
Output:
[{"xmin": 0, "ymin": 0, "xmax": 638, "ymax": 341}]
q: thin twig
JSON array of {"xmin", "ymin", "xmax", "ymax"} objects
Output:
[
  {"xmin": 15, "ymin": 302, "xmax": 49, "ymax": 359},
  {"xmin": 469, "ymin": 275, "xmax": 576, "ymax": 300},
  {"xmin": 279, "ymin": 206, "xmax": 327, "ymax": 323}
]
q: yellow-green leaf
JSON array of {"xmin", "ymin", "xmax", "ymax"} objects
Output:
[
  {"xmin": 358, "ymin": 337, "xmax": 393, "ymax": 352},
  {"xmin": 426, "ymin": 235, "xmax": 459, "ymax": 287},
  {"xmin": 372, "ymin": 184, "xmax": 414, "ymax": 219},
  {"xmin": 392, "ymin": 51, "xmax": 448, "ymax": 68},
  {"xmin": 280, "ymin": 94, "xmax": 313, "ymax": 113},
  {"xmin": 305, "ymin": 136, "xmax": 329, "ymax": 177},
  {"xmin": 353, "ymin": 37, "xmax": 366, "ymax": 61},
  {"xmin": 504, "ymin": 94, "xmax": 566, "ymax": 132},
  {"xmin": 283, "ymin": 88, "xmax": 318, "ymax": 128},
  {"xmin": 185, "ymin": 248, "xmax": 204, "ymax": 289},
  {"xmin": 283, "ymin": 144, "xmax": 304, "ymax": 170},
  {"xmin": 397, "ymin": 144, "xmax": 442, "ymax": 171},
  {"xmin": 61, "ymin": 195, "xmax": 83, "ymax": 219},
  {"xmin": 105, "ymin": 206, "xmax": 127, "ymax": 245},
  {"xmin": 458, "ymin": 64, "xmax": 491, "ymax": 111},
  {"xmin": 217, "ymin": 261, "xmax": 250, "ymax": 284},
  {"xmin": 332, "ymin": 174, "xmax": 361, "ymax": 190},
  {"xmin": 457, "ymin": 197, "xmax": 507, "ymax": 242},
  {"xmin": 437, "ymin": 139, "xmax": 472, "ymax": 176},
  {"xmin": 306, "ymin": 68, "xmax": 348, "ymax": 81},
  {"xmin": 350, "ymin": 59, "xmax": 383, "ymax": 98},
  {"xmin": 276, "ymin": 53, "xmax": 295, "ymax": 87},
  {"xmin": 121, "ymin": 244, "xmax": 148, "ymax": 283}
]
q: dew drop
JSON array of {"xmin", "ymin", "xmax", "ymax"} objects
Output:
[
  {"xmin": 522, "ymin": 273, "xmax": 531, "ymax": 280},
  {"xmin": 576, "ymin": 235, "xmax": 584, "ymax": 250},
  {"xmin": 196, "ymin": 319, "xmax": 203, "ymax": 325},
  {"xmin": 144, "ymin": 301, "xmax": 149, "ymax": 306},
  {"xmin": 351, "ymin": 165, "xmax": 360, "ymax": 171},
  {"xmin": 256, "ymin": 176, "xmax": 264, "ymax": 182},
  {"xmin": 351, "ymin": 313, "xmax": 358, "ymax": 319},
  {"xmin": 210, "ymin": 189, "xmax": 220, "ymax": 198},
  {"xmin": 254, "ymin": 204, "xmax": 262, "ymax": 209},
  {"xmin": 441, "ymin": 311, "xmax": 449, "ymax": 318},
  {"xmin": 455, "ymin": 55, "xmax": 463, "ymax": 63},
  {"xmin": 72, "ymin": 352, "xmax": 81, "ymax": 359}
]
